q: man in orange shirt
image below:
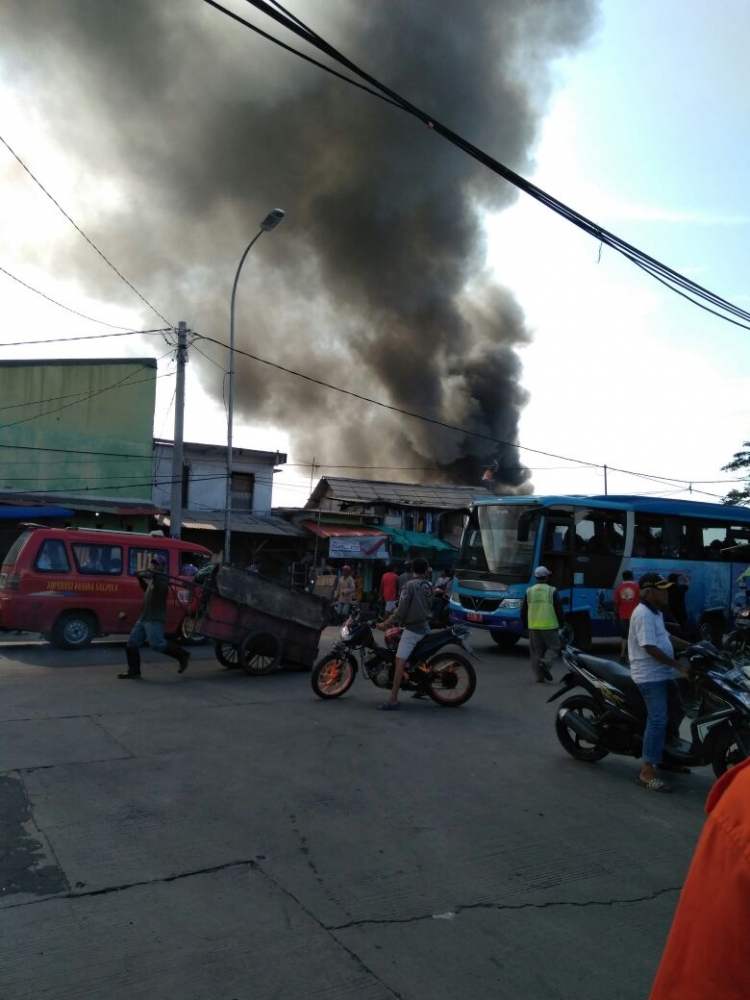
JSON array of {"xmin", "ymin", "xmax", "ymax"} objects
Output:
[
  {"xmin": 649, "ymin": 758, "xmax": 750, "ymax": 999},
  {"xmin": 613, "ymin": 570, "xmax": 640, "ymax": 664}
]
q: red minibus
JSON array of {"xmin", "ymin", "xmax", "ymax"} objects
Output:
[{"xmin": 0, "ymin": 525, "xmax": 213, "ymax": 648}]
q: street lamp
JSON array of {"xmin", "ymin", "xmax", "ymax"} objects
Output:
[{"xmin": 224, "ymin": 207, "xmax": 285, "ymax": 564}]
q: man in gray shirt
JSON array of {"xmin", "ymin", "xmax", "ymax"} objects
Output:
[{"xmin": 377, "ymin": 556, "xmax": 433, "ymax": 710}]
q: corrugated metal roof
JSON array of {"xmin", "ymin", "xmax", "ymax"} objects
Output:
[
  {"xmin": 162, "ymin": 511, "xmax": 307, "ymax": 538},
  {"xmin": 0, "ymin": 491, "xmax": 163, "ymax": 514},
  {"xmin": 306, "ymin": 476, "xmax": 492, "ymax": 511}
]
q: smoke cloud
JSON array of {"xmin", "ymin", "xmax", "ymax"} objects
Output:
[{"xmin": 0, "ymin": 0, "xmax": 598, "ymax": 492}]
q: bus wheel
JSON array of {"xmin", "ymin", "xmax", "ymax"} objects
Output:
[
  {"xmin": 50, "ymin": 612, "xmax": 96, "ymax": 650},
  {"xmin": 489, "ymin": 631, "xmax": 520, "ymax": 648},
  {"xmin": 566, "ymin": 614, "xmax": 592, "ymax": 651}
]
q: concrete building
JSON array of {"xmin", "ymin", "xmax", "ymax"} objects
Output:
[{"xmin": 152, "ymin": 439, "xmax": 306, "ymax": 574}]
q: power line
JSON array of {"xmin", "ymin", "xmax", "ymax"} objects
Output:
[
  {"xmin": 0, "ymin": 133, "xmax": 174, "ymax": 331},
  {"xmin": 207, "ymin": 0, "xmax": 750, "ymax": 332},
  {"xmin": 195, "ymin": 332, "xmax": 745, "ymax": 497},
  {"xmin": 0, "ymin": 329, "xmax": 172, "ymax": 349},
  {"xmin": 0, "ymin": 265, "xmax": 146, "ymax": 330}
]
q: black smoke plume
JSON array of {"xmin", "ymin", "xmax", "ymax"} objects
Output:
[{"xmin": 0, "ymin": 0, "xmax": 598, "ymax": 492}]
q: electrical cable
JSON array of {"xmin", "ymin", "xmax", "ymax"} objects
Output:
[
  {"xmin": 205, "ymin": 0, "xmax": 750, "ymax": 331},
  {"xmin": 0, "ymin": 265, "xmax": 147, "ymax": 330},
  {"xmin": 0, "ymin": 329, "xmax": 171, "ymax": 348},
  {"xmin": 0, "ymin": 133, "xmax": 175, "ymax": 331}
]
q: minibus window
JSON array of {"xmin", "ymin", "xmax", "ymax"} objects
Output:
[
  {"xmin": 72, "ymin": 543, "xmax": 123, "ymax": 575},
  {"xmin": 36, "ymin": 540, "xmax": 71, "ymax": 573}
]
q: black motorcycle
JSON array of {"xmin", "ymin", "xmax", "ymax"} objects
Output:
[
  {"xmin": 311, "ymin": 605, "xmax": 478, "ymax": 707},
  {"xmin": 723, "ymin": 606, "xmax": 750, "ymax": 660},
  {"xmin": 548, "ymin": 641, "xmax": 750, "ymax": 777}
]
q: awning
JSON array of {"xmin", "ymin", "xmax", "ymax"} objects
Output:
[
  {"xmin": 301, "ymin": 521, "xmax": 386, "ymax": 539},
  {"xmin": 301, "ymin": 521, "xmax": 388, "ymax": 559},
  {"xmin": 0, "ymin": 506, "xmax": 74, "ymax": 520},
  {"xmin": 377, "ymin": 525, "xmax": 457, "ymax": 551}
]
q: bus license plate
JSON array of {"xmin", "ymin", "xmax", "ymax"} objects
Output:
[{"xmin": 467, "ymin": 612, "xmax": 483, "ymax": 622}]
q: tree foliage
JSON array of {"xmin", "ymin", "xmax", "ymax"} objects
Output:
[{"xmin": 722, "ymin": 441, "xmax": 750, "ymax": 505}]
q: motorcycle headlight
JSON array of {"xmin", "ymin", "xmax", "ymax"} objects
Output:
[{"xmin": 499, "ymin": 598, "xmax": 522, "ymax": 609}]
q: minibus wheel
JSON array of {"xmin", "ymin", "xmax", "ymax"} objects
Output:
[
  {"xmin": 489, "ymin": 630, "xmax": 520, "ymax": 648},
  {"xmin": 50, "ymin": 612, "xmax": 96, "ymax": 649}
]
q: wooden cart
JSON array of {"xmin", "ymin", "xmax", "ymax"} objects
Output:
[{"xmin": 180, "ymin": 565, "xmax": 328, "ymax": 674}]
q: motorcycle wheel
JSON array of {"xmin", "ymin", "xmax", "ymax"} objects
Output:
[
  {"xmin": 311, "ymin": 652, "xmax": 357, "ymax": 699},
  {"xmin": 425, "ymin": 653, "xmax": 476, "ymax": 707},
  {"xmin": 554, "ymin": 695, "xmax": 609, "ymax": 762},
  {"xmin": 711, "ymin": 726, "xmax": 750, "ymax": 778}
]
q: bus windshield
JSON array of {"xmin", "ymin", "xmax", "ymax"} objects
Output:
[{"xmin": 458, "ymin": 504, "xmax": 538, "ymax": 579}]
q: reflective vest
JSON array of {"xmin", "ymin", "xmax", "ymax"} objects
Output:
[{"xmin": 527, "ymin": 583, "xmax": 559, "ymax": 630}]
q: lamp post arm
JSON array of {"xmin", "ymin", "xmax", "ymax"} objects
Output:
[{"xmin": 224, "ymin": 228, "xmax": 265, "ymax": 565}]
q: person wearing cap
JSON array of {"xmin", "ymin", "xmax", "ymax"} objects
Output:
[
  {"xmin": 332, "ymin": 564, "xmax": 356, "ymax": 618},
  {"xmin": 118, "ymin": 553, "xmax": 189, "ymax": 679},
  {"xmin": 521, "ymin": 566, "xmax": 565, "ymax": 683},
  {"xmin": 628, "ymin": 573, "xmax": 692, "ymax": 792}
]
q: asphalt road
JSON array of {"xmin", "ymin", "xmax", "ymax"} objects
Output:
[{"xmin": 0, "ymin": 630, "xmax": 711, "ymax": 1000}]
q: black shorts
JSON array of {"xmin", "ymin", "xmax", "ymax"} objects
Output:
[{"xmin": 619, "ymin": 618, "xmax": 631, "ymax": 639}]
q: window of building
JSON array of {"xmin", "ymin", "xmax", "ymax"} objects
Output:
[{"xmin": 230, "ymin": 472, "xmax": 254, "ymax": 511}]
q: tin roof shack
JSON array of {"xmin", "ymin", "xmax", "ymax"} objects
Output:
[{"xmin": 299, "ymin": 476, "xmax": 493, "ymax": 602}]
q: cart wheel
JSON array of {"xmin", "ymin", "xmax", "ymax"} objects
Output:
[
  {"xmin": 215, "ymin": 641, "xmax": 240, "ymax": 669},
  {"xmin": 240, "ymin": 629, "xmax": 282, "ymax": 675}
]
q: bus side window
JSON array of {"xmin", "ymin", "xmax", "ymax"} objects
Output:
[{"xmin": 635, "ymin": 516, "xmax": 663, "ymax": 557}]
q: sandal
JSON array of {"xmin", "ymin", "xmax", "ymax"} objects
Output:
[
  {"xmin": 636, "ymin": 776, "xmax": 671, "ymax": 793},
  {"xmin": 378, "ymin": 701, "xmax": 400, "ymax": 711}
]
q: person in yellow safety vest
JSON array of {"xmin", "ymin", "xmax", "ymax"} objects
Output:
[{"xmin": 521, "ymin": 565, "xmax": 565, "ymax": 683}]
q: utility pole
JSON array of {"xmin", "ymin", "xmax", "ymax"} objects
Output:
[
  {"xmin": 170, "ymin": 321, "xmax": 188, "ymax": 539},
  {"xmin": 603, "ymin": 464, "xmax": 608, "ymax": 496}
]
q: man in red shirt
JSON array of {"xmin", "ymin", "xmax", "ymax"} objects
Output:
[
  {"xmin": 613, "ymin": 570, "xmax": 640, "ymax": 664},
  {"xmin": 649, "ymin": 758, "xmax": 750, "ymax": 999},
  {"xmin": 379, "ymin": 563, "xmax": 399, "ymax": 613}
]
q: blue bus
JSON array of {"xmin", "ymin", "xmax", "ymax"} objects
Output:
[{"xmin": 450, "ymin": 495, "xmax": 750, "ymax": 649}]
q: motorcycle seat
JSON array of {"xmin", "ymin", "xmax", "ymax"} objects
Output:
[{"xmin": 576, "ymin": 653, "xmax": 642, "ymax": 702}]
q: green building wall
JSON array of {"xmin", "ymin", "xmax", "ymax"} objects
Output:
[{"xmin": 0, "ymin": 358, "xmax": 156, "ymax": 499}]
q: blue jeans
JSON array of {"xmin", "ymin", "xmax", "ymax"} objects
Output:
[
  {"xmin": 127, "ymin": 617, "xmax": 168, "ymax": 653},
  {"xmin": 637, "ymin": 679, "xmax": 683, "ymax": 765}
]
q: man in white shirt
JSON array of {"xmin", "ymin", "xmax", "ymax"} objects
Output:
[{"xmin": 629, "ymin": 573, "xmax": 692, "ymax": 792}]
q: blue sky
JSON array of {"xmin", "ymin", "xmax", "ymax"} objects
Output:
[
  {"xmin": 0, "ymin": 0, "xmax": 748, "ymax": 507},
  {"xmin": 487, "ymin": 0, "xmax": 750, "ymax": 502}
]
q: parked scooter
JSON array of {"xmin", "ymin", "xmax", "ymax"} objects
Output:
[
  {"xmin": 723, "ymin": 606, "xmax": 750, "ymax": 661},
  {"xmin": 548, "ymin": 641, "xmax": 750, "ymax": 777},
  {"xmin": 311, "ymin": 604, "xmax": 478, "ymax": 706}
]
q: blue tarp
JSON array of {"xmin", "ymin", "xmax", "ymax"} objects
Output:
[{"xmin": 0, "ymin": 506, "xmax": 74, "ymax": 520}]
